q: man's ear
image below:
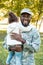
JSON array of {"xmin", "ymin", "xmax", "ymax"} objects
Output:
[
  {"xmin": 29, "ymin": 16, "xmax": 32, "ymax": 20},
  {"xmin": 30, "ymin": 15, "xmax": 32, "ymax": 18}
]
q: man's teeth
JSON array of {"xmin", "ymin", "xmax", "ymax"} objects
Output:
[{"xmin": 24, "ymin": 21, "xmax": 27, "ymax": 22}]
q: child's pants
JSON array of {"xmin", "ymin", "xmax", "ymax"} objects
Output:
[
  {"xmin": 6, "ymin": 51, "xmax": 14, "ymax": 64},
  {"xmin": 6, "ymin": 51, "xmax": 22, "ymax": 65},
  {"xmin": 15, "ymin": 51, "xmax": 22, "ymax": 65}
]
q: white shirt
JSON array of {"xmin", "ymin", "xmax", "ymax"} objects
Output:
[{"xmin": 6, "ymin": 22, "xmax": 22, "ymax": 46}]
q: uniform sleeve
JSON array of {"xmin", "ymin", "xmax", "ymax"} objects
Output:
[{"xmin": 24, "ymin": 28, "xmax": 41, "ymax": 53}]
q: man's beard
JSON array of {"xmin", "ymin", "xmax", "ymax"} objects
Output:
[{"xmin": 21, "ymin": 21, "xmax": 30, "ymax": 27}]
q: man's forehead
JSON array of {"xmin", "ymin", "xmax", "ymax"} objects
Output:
[
  {"xmin": 21, "ymin": 13, "xmax": 31, "ymax": 16},
  {"xmin": 21, "ymin": 13, "xmax": 31, "ymax": 15}
]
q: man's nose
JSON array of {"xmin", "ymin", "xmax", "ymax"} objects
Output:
[{"xmin": 24, "ymin": 17, "xmax": 28, "ymax": 20}]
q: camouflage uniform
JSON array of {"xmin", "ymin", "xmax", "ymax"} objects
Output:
[{"xmin": 10, "ymin": 24, "xmax": 41, "ymax": 65}]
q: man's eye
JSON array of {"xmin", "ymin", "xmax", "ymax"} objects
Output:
[{"xmin": 22, "ymin": 15, "xmax": 25, "ymax": 17}]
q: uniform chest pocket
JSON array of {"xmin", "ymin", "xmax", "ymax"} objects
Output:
[
  {"xmin": 22, "ymin": 32, "xmax": 32, "ymax": 42},
  {"xmin": 27, "ymin": 33, "xmax": 33, "ymax": 42}
]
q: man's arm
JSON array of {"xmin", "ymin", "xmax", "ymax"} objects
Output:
[
  {"xmin": 24, "ymin": 28, "xmax": 41, "ymax": 53},
  {"xmin": 10, "ymin": 33, "xmax": 26, "ymax": 44},
  {"xmin": 10, "ymin": 33, "xmax": 26, "ymax": 52}
]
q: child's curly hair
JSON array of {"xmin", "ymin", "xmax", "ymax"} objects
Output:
[{"xmin": 8, "ymin": 12, "xmax": 18, "ymax": 23}]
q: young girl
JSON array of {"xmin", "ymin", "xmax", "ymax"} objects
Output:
[{"xmin": 6, "ymin": 12, "xmax": 23, "ymax": 65}]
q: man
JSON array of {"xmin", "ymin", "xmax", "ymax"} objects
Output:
[{"xmin": 10, "ymin": 8, "xmax": 41, "ymax": 65}]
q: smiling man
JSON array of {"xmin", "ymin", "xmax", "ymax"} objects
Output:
[{"xmin": 10, "ymin": 8, "xmax": 41, "ymax": 65}]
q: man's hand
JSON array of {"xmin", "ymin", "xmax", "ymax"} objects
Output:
[{"xmin": 11, "ymin": 33, "xmax": 26, "ymax": 44}]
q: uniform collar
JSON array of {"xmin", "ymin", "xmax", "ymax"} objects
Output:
[{"xmin": 19, "ymin": 21, "xmax": 32, "ymax": 32}]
